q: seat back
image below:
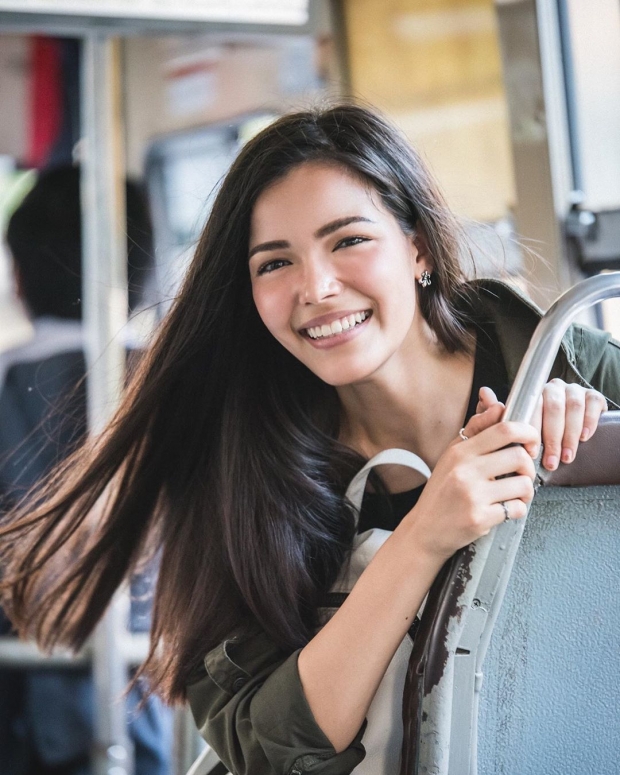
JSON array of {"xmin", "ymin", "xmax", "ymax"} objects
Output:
[
  {"xmin": 477, "ymin": 482, "xmax": 620, "ymax": 772},
  {"xmin": 475, "ymin": 411, "xmax": 620, "ymax": 772},
  {"xmin": 402, "ymin": 411, "xmax": 620, "ymax": 775}
]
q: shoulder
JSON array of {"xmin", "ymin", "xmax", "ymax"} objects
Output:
[
  {"xmin": 460, "ymin": 279, "xmax": 620, "ymax": 406},
  {"xmin": 462, "ymin": 278, "xmax": 542, "ymax": 316},
  {"xmin": 571, "ymin": 324, "xmax": 620, "ymax": 407},
  {"xmin": 0, "ymin": 319, "xmax": 84, "ymax": 392},
  {"xmin": 459, "ymin": 279, "xmax": 545, "ymax": 381}
]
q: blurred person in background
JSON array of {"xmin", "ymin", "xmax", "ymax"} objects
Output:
[{"xmin": 0, "ymin": 165, "xmax": 171, "ymax": 775}]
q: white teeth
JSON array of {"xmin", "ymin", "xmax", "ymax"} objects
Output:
[{"xmin": 304, "ymin": 311, "xmax": 370, "ymax": 340}]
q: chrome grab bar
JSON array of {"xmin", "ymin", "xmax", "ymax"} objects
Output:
[
  {"xmin": 504, "ymin": 272, "xmax": 620, "ymax": 423},
  {"xmin": 407, "ymin": 272, "xmax": 620, "ymax": 775}
]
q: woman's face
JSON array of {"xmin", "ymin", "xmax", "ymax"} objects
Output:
[{"xmin": 249, "ymin": 162, "xmax": 432, "ymax": 387}]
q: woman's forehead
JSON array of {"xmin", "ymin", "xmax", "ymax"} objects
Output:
[{"xmin": 249, "ymin": 162, "xmax": 387, "ymax": 242}]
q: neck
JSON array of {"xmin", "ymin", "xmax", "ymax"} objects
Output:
[{"xmin": 337, "ymin": 317, "xmax": 475, "ymax": 490}]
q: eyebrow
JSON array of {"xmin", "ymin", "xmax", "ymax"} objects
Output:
[{"xmin": 248, "ymin": 216, "xmax": 375, "ymax": 260}]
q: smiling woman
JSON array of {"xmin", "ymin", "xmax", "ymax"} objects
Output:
[
  {"xmin": 249, "ymin": 164, "xmax": 439, "ymax": 389},
  {"xmin": 0, "ymin": 104, "xmax": 618, "ymax": 775}
]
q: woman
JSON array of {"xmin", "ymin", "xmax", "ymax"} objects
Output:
[{"xmin": 1, "ymin": 105, "xmax": 619, "ymax": 775}]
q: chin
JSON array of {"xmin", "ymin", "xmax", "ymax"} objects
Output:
[{"xmin": 310, "ymin": 361, "xmax": 379, "ymax": 387}]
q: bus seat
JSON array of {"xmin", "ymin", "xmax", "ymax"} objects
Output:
[{"xmin": 476, "ymin": 409, "xmax": 620, "ymax": 774}]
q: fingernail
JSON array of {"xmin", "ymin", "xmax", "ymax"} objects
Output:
[
  {"xmin": 545, "ymin": 455, "xmax": 559, "ymax": 470},
  {"xmin": 561, "ymin": 448, "xmax": 573, "ymax": 464},
  {"xmin": 581, "ymin": 428, "xmax": 590, "ymax": 441}
]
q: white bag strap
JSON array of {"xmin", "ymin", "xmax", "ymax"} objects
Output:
[{"xmin": 345, "ymin": 448, "xmax": 432, "ymax": 523}]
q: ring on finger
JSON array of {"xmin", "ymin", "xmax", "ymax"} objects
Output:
[
  {"xmin": 500, "ymin": 501, "xmax": 510, "ymax": 522},
  {"xmin": 458, "ymin": 428, "xmax": 469, "ymax": 442}
]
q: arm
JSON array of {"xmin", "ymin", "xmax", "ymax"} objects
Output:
[
  {"xmin": 186, "ymin": 630, "xmax": 367, "ymax": 775},
  {"xmin": 298, "ymin": 525, "xmax": 443, "ymax": 753},
  {"xmin": 189, "ymin": 411, "xmax": 538, "ymax": 770},
  {"xmin": 298, "ymin": 412, "xmax": 538, "ymax": 752}
]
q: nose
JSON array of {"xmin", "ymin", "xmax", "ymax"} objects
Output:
[{"xmin": 299, "ymin": 255, "xmax": 342, "ymax": 305}]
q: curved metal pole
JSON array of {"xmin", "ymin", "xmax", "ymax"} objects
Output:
[
  {"xmin": 405, "ymin": 273, "xmax": 620, "ymax": 775},
  {"xmin": 460, "ymin": 271, "xmax": 620, "ymax": 767},
  {"xmin": 466, "ymin": 272, "xmax": 620, "ymax": 769},
  {"xmin": 504, "ymin": 272, "xmax": 620, "ymax": 423}
]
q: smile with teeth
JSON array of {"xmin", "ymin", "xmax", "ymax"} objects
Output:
[{"xmin": 304, "ymin": 310, "xmax": 372, "ymax": 340}]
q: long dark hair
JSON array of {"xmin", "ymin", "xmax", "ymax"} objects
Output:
[{"xmin": 0, "ymin": 104, "xmax": 474, "ymax": 701}]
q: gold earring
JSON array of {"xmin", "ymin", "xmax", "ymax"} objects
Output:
[{"xmin": 418, "ymin": 270, "xmax": 432, "ymax": 288}]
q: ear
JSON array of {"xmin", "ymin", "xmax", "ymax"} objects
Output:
[{"xmin": 411, "ymin": 228, "xmax": 433, "ymax": 281}]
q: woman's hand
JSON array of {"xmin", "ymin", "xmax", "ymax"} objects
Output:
[
  {"xmin": 477, "ymin": 382, "xmax": 608, "ymax": 471},
  {"xmin": 401, "ymin": 406, "xmax": 539, "ymax": 562}
]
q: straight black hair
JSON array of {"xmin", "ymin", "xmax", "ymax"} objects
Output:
[{"xmin": 0, "ymin": 104, "xmax": 475, "ymax": 701}]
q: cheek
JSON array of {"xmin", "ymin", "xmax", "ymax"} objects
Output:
[
  {"xmin": 353, "ymin": 251, "xmax": 417, "ymax": 317},
  {"xmin": 252, "ymin": 283, "xmax": 292, "ymax": 340}
]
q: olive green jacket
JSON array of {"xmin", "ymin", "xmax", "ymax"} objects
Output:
[{"xmin": 186, "ymin": 279, "xmax": 620, "ymax": 775}]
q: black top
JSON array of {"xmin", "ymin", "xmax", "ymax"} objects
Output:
[{"xmin": 357, "ymin": 317, "xmax": 510, "ymax": 533}]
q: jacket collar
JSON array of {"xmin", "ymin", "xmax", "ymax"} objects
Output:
[{"xmin": 462, "ymin": 278, "xmax": 606, "ymax": 391}]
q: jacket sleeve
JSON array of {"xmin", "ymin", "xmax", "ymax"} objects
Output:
[
  {"xmin": 571, "ymin": 325, "xmax": 620, "ymax": 409},
  {"xmin": 186, "ymin": 629, "xmax": 366, "ymax": 775}
]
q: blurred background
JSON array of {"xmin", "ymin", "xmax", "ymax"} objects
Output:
[
  {"xmin": 0, "ymin": 1, "xmax": 619, "ymax": 774},
  {"xmin": 1, "ymin": 0, "xmax": 619, "ymax": 351}
]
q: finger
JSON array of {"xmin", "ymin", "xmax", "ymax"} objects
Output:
[
  {"xmin": 541, "ymin": 379, "xmax": 566, "ymax": 470},
  {"xmin": 493, "ymin": 498, "xmax": 528, "ymax": 524},
  {"xmin": 581, "ymin": 390, "xmax": 608, "ymax": 442},
  {"xmin": 462, "ymin": 401, "xmax": 504, "ymax": 441},
  {"xmin": 483, "ymin": 444, "xmax": 536, "ymax": 481},
  {"xmin": 466, "ymin": 420, "xmax": 540, "ymax": 457},
  {"xmin": 559, "ymin": 384, "xmax": 586, "ymax": 464},
  {"xmin": 476, "ymin": 386, "xmax": 499, "ymax": 414},
  {"xmin": 488, "ymin": 474, "xmax": 535, "ymax": 505}
]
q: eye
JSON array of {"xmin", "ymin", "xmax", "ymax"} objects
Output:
[
  {"xmin": 334, "ymin": 235, "xmax": 370, "ymax": 251},
  {"xmin": 256, "ymin": 258, "xmax": 290, "ymax": 276}
]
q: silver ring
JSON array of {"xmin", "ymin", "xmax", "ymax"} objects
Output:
[
  {"xmin": 500, "ymin": 501, "xmax": 510, "ymax": 522},
  {"xmin": 458, "ymin": 428, "xmax": 469, "ymax": 442}
]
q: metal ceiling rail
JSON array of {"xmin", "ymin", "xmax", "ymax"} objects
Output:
[
  {"xmin": 0, "ymin": 632, "xmax": 149, "ymax": 668},
  {"xmin": 0, "ymin": 0, "xmax": 313, "ymax": 36},
  {"xmin": 405, "ymin": 271, "xmax": 620, "ymax": 775}
]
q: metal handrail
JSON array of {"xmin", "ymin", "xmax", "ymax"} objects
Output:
[
  {"xmin": 0, "ymin": 632, "xmax": 149, "ymax": 668},
  {"xmin": 406, "ymin": 272, "xmax": 620, "ymax": 775},
  {"xmin": 504, "ymin": 272, "xmax": 620, "ymax": 423}
]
